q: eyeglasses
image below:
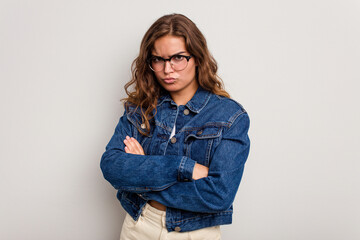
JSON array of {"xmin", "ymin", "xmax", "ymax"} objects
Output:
[{"xmin": 148, "ymin": 54, "xmax": 193, "ymax": 72}]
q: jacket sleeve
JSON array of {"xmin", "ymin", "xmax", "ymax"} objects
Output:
[
  {"xmin": 142, "ymin": 112, "xmax": 250, "ymax": 213},
  {"xmin": 100, "ymin": 110, "xmax": 196, "ymax": 193}
]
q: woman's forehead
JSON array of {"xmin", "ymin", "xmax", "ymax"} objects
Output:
[{"xmin": 152, "ymin": 35, "xmax": 188, "ymax": 56}]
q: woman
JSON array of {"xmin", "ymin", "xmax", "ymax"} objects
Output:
[{"xmin": 100, "ymin": 13, "xmax": 250, "ymax": 240}]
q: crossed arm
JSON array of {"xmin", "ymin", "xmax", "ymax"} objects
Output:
[
  {"xmin": 123, "ymin": 136, "xmax": 209, "ymax": 180},
  {"xmin": 101, "ymin": 112, "xmax": 250, "ymax": 213}
]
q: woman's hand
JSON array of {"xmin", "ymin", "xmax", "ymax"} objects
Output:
[
  {"xmin": 192, "ymin": 163, "xmax": 209, "ymax": 180},
  {"xmin": 123, "ymin": 136, "xmax": 145, "ymax": 155}
]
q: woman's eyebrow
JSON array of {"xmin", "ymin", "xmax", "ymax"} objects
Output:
[
  {"xmin": 152, "ymin": 51, "xmax": 187, "ymax": 58},
  {"xmin": 171, "ymin": 51, "xmax": 187, "ymax": 56}
]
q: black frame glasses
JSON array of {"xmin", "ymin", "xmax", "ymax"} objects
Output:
[{"xmin": 147, "ymin": 54, "xmax": 193, "ymax": 72}]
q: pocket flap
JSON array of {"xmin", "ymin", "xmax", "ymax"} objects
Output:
[{"xmin": 185, "ymin": 126, "xmax": 222, "ymax": 141}]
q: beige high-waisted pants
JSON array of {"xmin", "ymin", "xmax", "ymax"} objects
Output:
[{"xmin": 120, "ymin": 203, "xmax": 221, "ymax": 240}]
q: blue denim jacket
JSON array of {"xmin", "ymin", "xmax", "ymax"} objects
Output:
[{"xmin": 100, "ymin": 86, "xmax": 250, "ymax": 232}]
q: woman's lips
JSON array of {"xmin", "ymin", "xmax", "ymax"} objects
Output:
[{"xmin": 163, "ymin": 78, "xmax": 176, "ymax": 84}]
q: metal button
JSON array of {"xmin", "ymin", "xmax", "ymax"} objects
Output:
[
  {"xmin": 183, "ymin": 109, "xmax": 190, "ymax": 115},
  {"xmin": 170, "ymin": 137, "xmax": 177, "ymax": 144},
  {"xmin": 140, "ymin": 123, "xmax": 146, "ymax": 129},
  {"xmin": 174, "ymin": 226, "xmax": 181, "ymax": 232},
  {"xmin": 196, "ymin": 130, "xmax": 203, "ymax": 136}
]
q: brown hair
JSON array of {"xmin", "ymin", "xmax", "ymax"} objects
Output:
[{"xmin": 123, "ymin": 13, "xmax": 230, "ymax": 136}]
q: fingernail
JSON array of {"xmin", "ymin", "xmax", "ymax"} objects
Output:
[{"xmin": 126, "ymin": 136, "xmax": 130, "ymax": 140}]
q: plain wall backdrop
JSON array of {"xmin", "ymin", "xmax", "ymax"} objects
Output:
[{"xmin": 1, "ymin": 0, "xmax": 359, "ymax": 239}]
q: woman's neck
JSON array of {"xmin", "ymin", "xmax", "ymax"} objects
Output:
[{"xmin": 170, "ymin": 82, "xmax": 199, "ymax": 106}]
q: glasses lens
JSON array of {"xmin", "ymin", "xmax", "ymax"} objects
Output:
[
  {"xmin": 150, "ymin": 57, "xmax": 165, "ymax": 72},
  {"xmin": 171, "ymin": 55, "xmax": 188, "ymax": 71}
]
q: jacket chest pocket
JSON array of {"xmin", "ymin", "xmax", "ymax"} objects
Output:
[{"xmin": 184, "ymin": 126, "xmax": 222, "ymax": 166}]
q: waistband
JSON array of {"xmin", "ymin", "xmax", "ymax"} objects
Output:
[{"xmin": 141, "ymin": 203, "xmax": 166, "ymax": 227}]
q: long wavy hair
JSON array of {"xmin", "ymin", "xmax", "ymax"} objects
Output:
[{"xmin": 123, "ymin": 13, "xmax": 230, "ymax": 136}]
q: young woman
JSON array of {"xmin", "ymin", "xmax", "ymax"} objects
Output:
[{"xmin": 100, "ymin": 13, "xmax": 250, "ymax": 240}]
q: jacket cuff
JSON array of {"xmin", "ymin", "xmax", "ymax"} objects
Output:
[{"xmin": 178, "ymin": 156, "xmax": 196, "ymax": 182}]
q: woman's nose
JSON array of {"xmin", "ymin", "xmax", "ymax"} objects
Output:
[{"xmin": 164, "ymin": 61, "xmax": 174, "ymax": 73}]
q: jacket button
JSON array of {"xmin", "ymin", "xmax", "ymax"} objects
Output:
[
  {"xmin": 174, "ymin": 226, "xmax": 181, "ymax": 232},
  {"xmin": 196, "ymin": 130, "xmax": 203, "ymax": 136},
  {"xmin": 183, "ymin": 109, "xmax": 190, "ymax": 115},
  {"xmin": 170, "ymin": 137, "xmax": 177, "ymax": 144},
  {"xmin": 140, "ymin": 123, "xmax": 146, "ymax": 129}
]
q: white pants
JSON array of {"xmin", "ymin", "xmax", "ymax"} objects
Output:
[{"xmin": 120, "ymin": 203, "xmax": 221, "ymax": 240}]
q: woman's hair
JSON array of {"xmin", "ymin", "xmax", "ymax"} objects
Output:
[{"xmin": 123, "ymin": 13, "xmax": 230, "ymax": 136}]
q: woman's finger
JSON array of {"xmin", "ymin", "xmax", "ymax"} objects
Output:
[
  {"xmin": 124, "ymin": 136, "xmax": 145, "ymax": 155},
  {"xmin": 124, "ymin": 140, "xmax": 136, "ymax": 154},
  {"xmin": 128, "ymin": 137, "xmax": 143, "ymax": 155},
  {"xmin": 124, "ymin": 136, "xmax": 135, "ymax": 152},
  {"xmin": 131, "ymin": 137, "xmax": 145, "ymax": 155},
  {"xmin": 124, "ymin": 146, "xmax": 129, "ymax": 153}
]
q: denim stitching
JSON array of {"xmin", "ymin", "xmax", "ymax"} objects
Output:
[
  {"xmin": 171, "ymin": 211, "xmax": 232, "ymax": 224},
  {"xmin": 178, "ymin": 156, "xmax": 186, "ymax": 181},
  {"xmin": 205, "ymin": 139, "xmax": 213, "ymax": 166}
]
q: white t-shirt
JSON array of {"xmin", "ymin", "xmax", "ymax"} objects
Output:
[{"xmin": 169, "ymin": 124, "xmax": 176, "ymax": 139}]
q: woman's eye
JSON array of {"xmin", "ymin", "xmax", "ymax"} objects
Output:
[
  {"xmin": 173, "ymin": 55, "xmax": 184, "ymax": 61},
  {"xmin": 152, "ymin": 57, "xmax": 163, "ymax": 63}
]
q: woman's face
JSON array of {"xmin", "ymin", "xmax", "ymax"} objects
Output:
[{"xmin": 151, "ymin": 35, "xmax": 198, "ymax": 104}]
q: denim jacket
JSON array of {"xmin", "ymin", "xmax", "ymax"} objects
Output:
[{"xmin": 100, "ymin": 86, "xmax": 250, "ymax": 232}]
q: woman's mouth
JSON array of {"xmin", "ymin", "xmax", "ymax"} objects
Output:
[{"xmin": 163, "ymin": 78, "xmax": 176, "ymax": 84}]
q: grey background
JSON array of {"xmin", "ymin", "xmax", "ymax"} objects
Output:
[{"xmin": 1, "ymin": 0, "xmax": 359, "ymax": 239}]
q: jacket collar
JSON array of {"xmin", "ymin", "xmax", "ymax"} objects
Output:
[{"xmin": 157, "ymin": 86, "xmax": 211, "ymax": 114}]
